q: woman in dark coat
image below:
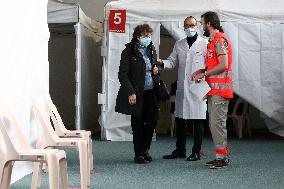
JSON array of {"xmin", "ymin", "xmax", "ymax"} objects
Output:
[{"xmin": 115, "ymin": 24, "xmax": 159, "ymax": 164}]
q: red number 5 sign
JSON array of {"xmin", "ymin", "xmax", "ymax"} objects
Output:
[{"xmin": 109, "ymin": 10, "xmax": 126, "ymax": 33}]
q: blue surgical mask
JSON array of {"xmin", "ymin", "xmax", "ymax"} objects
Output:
[
  {"xmin": 139, "ymin": 36, "xmax": 151, "ymax": 47},
  {"xmin": 199, "ymin": 25, "xmax": 205, "ymax": 36},
  {"xmin": 199, "ymin": 25, "xmax": 210, "ymax": 38},
  {"xmin": 185, "ymin": 28, "xmax": 197, "ymax": 38}
]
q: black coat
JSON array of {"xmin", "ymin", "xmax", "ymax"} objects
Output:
[{"xmin": 115, "ymin": 40, "xmax": 159, "ymax": 116}]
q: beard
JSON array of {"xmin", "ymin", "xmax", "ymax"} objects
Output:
[{"xmin": 203, "ymin": 26, "xmax": 210, "ymax": 37}]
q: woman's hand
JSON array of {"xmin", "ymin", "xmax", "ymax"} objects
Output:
[
  {"xmin": 129, "ymin": 94, "xmax": 136, "ymax": 105},
  {"xmin": 153, "ymin": 65, "xmax": 159, "ymax": 75}
]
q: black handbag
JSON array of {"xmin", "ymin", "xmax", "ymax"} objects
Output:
[{"xmin": 156, "ymin": 79, "xmax": 170, "ymax": 101}]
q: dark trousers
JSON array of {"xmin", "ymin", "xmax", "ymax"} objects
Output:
[
  {"xmin": 175, "ymin": 117, "xmax": 204, "ymax": 154},
  {"xmin": 131, "ymin": 90, "xmax": 158, "ymax": 156}
]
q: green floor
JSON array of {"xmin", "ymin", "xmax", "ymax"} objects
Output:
[{"xmin": 12, "ymin": 134, "xmax": 284, "ymax": 189}]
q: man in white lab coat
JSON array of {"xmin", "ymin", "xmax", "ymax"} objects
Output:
[{"xmin": 159, "ymin": 16, "xmax": 208, "ymax": 161}]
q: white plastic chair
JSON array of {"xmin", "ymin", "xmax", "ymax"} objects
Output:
[
  {"xmin": 228, "ymin": 97, "xmax": 252, "ymax": 138},
  {"xmin": 32, "ymin": 98, "xmax": 90, "ymax": 189},
  {"xmin": 44, "ymin": 96, "xmax": 94, "ymax": 173},
  {"xmin": 0, "ymin": 106, "xmax": 68, "ymax": 189}
]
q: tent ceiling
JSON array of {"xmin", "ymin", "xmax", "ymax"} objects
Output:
[
  {"xmin": 106, "ymin": 0, "xmax": 284, "ymax": 23},
  {"xmin": 48, "ymin": 0, "xmax": 103, "ymax": 41},
  {"xmin": 48, "ymin": 0, "xmax": 79, "ymax": 23}
]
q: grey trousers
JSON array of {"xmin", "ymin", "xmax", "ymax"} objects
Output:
[{"xmin": 208, "ymin": 95, "xmax": 229, "ymax": 159}]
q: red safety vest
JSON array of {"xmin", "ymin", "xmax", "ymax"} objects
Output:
[{"xmin": 206, "ymin": 32, "xmax": 233, "ymax": 99}]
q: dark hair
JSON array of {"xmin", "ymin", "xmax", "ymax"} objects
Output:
[
  {"xmin": 132, "ymin": 24, "xmax": 153, "ymax": 40},
  {"xmin": 184, "ymin": 16, "xmax": 197, "ymax": 23},
  {"xmin": 201, "ymin": 11, "xmax": 224, "ymax": 33}
]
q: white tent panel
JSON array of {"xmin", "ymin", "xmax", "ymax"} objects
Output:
[
  {"xmin": 162, "ymin": 21, "xmax": 186, "ymax": 41},
  {"xmin": 219, "ymin": 22, "xmax": 284, "ymax": 136},
  {"xmin": 48, "ymin": 0, "xmax": 102, "ymax": 131},
  {"xmin": 101, "ymin": 0, "xmax": 284, "ymax": 140}
]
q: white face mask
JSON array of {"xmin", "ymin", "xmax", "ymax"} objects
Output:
[{"xmin": 185, "ymin": 28, "xmax": 197, "ymax": 38}]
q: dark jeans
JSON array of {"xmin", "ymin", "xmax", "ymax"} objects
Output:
[
  {"xmin": 131, "ymin": 90, "xmax": 158, "ymax": 156},
  {"xmin": 175, "ymin": 117, "xmax": 204, "ymax": 154}
]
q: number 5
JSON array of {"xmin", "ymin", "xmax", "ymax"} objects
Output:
[{"xmin": 114, "ymin": 12, "xmax": 122, "ymax": 24}]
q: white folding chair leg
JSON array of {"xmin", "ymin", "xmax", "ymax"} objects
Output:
[
  {"xmin": 47, "ymin": 154, "xmax": 60, "ymax": 189},
  {"xmin": 82, "ymin": 132, "xmax": 94, "ymax": 172},
  {"xmin": 59, "ymin": 158, "xmax": 68, "ymax": 189},
  {"xmin": 1, "ymin": 164, "xmax": 9, "ymax": 189},
  {"xmin": 89, "ymin": 138, "xmax": 94, "ymax": 171},
  {"xmin": 7, "ymin": 164, "xmax": 13, "ymax": 189},
  {"xmin": 35, "ymin": 141, "xmax": 48, "ymax": 173},
  {"xmin": 78, "ymin": 141, "xmax": 90, "ymax": 188},
  {"xmin": 2, "ymin": 162, "xmax": 13, "ymax": 189},
  {"xmin": 0, "ymin": 163, "xmax": 5, "ymax": 188},
  {"xmin": 31, "ymin": 162, "xmax": 43, "ymax": 188}
]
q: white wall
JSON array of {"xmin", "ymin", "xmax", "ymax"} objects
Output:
[{"xmin": 0, "ymin": 0, "xmax": 49, "ymax": 182}]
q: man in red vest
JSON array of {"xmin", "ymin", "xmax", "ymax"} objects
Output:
[{"xmin": 192, "ymin": 11, "xmax": 233, "ymax": 169}]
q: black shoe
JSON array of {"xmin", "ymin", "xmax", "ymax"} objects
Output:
[
  {"xmin": 143, "ymin": 150, "xmax": 152, "ymax": 162},
  {"xmin": 134, "ymin": 156, "xmax": 148, "ymax": 164},
  {"xmin": 209, "ymin": 159, "xmax": 229, "ymax": 169},
  {"xmin": 206, "ymin": 158, "xmax": 230, "ymax": 166},
  {"xmin": 163, "ymin": 149, "xmax": 186, "ymax": 159},
  {"xmin": 186, "ymin": 153, "xmax": 201, "ymax": 161}
]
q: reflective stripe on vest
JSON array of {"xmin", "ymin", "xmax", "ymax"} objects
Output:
[
  {"xmin": 206, "ymin": 32, "xmax": 233, "ymax": 99},
  {"xmin": 206, "ymin": 71, "xmax": 233, "ymax": 90}
]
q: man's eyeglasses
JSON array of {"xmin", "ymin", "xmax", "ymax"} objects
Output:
[{"xmin": 184, "ymin": 24, "xmax": 197, "ymax": 29}]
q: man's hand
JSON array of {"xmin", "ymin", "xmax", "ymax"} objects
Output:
[
  {"xmin": 193, "ymin": 73, "xmax": 205, "ymax": 81},
  {"xmin": 191, "ymin": 69, "xmax": 205, "ymax": 81},
  {"xmin": 156, "ymin": 59, "xmax": 164, "ymax": 69},
  {"xmin": 157, "ymin": 59, "xmax": 163, "ymax": 64},
  {"xmin": 129, "ymin": 94, "xmax": 136, "ymax": 105},
  {"xmin": 153, "ymin": 65, "xmax": 159, "ymax": 74}
]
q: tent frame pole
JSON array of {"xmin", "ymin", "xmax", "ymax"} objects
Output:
[{"xmin": 75, "ymin": 23, "xmax": 82, "ymax": 130}]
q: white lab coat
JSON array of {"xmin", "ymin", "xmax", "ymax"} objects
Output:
[{"xmin": 163, "ymin": 36, "xmax": 208, "ymax": 119}]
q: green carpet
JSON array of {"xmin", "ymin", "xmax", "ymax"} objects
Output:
[{"xmin": 12, "ymin": 134, "xmax": 284, "ymax": 189}]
